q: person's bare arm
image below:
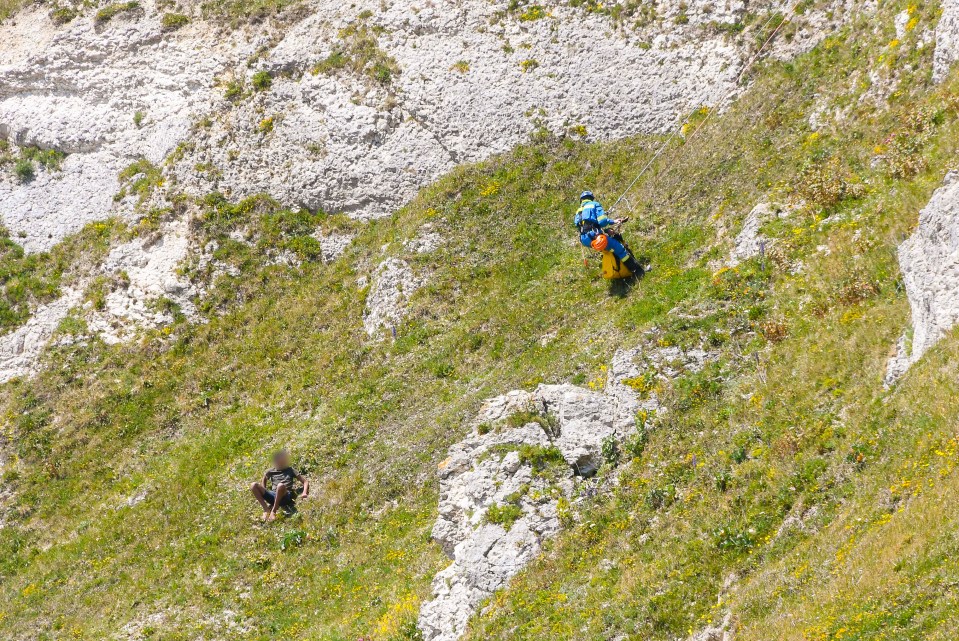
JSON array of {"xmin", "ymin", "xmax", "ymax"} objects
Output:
[{"xmin": 297, "ymin": 474, "xmax": 310, "ymax": 499}]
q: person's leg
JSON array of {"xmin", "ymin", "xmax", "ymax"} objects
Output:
[
  {"xmin": 251, "ymin": 483, "xmax": 271, "ymax": 512},
  {"xmin": 267, "ymin": 484, "xmax": 289, "ymax": 521},
  {"xmin": 606, "ymin": 236, "xmax": 644, "ymax": 276},
  {"xmin": 605, "ymin": 236, "xmax": 629, "ymax": 261}
]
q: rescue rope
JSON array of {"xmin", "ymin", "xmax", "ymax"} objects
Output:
[{"xmin": 607, "ymin": 4, "xmax": 799, "ymax": 215}]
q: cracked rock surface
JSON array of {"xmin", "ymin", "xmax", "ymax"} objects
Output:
[
  {"xmin": 887, "ymin": 170, "xmax": 959, "ymax": 384},
  {"xmin": 418, "ymin": 348, "xmax": 658, "ymax": 641},
  {"xmin": 1, "ymin": 0, "xmax": 841, "ymax": 253}
]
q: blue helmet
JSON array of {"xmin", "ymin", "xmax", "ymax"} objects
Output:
[{"xmin": 580, "ymin": 190, "xmax": 594, "ymax": 202}]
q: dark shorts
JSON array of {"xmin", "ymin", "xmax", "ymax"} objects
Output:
[{"xmin": 263, "ymin": 489, "xmax": 296, "ymax": 507}]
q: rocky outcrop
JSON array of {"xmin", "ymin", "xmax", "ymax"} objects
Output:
[
  {"xmin": 0, "ymin": 5, "xmax": 234, "ymax": 253},
  {"xmin": 363, "ymin": 258, "xmax": 422, "ymax": 337},
  {"xmin": 0, "ymin": 0, "xmax": 846, "ymax": 253},
  {"xmin": 886, "ymin": 170, "xmax": 959, "ymax": 384},
  {"xmin": 935, "ymin": 0, "xmax": 959, "ymax": 82},
  {"xmin": 727, "ymin": 203, "xmax": 788, "ymax": 267},
  {"xmin": 84, "ymin": 218, "xmax": 199, "ymax": 344},
  {"xmin": 0, "ymin": 288, "xmax": 82, "ymax": 383},
  {"xmin": 418, "ymin": 348, "xmax": 657, "ymax": 641}
]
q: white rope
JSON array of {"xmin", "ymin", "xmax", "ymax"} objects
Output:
[{"xmin": 608, "ymin": 4, "xmax": 798, "ymax": 214}]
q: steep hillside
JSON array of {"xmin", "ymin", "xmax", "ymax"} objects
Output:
[{"xmin": 2, "ymin": 0, "xmax": 959, "ymax": 640}]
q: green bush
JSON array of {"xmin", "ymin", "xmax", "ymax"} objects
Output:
[
  {"xmin": 223, "ymin": 79, "xmax": 245, "ymax": 102},
  {"xmin": 312, "ymin": 22, "xmax": 401, "ymax": 87},
  {"xmin": 50, "ymin": 6, "xmax": 78, "ymax": 24},
  {"xmin": 21, "ymin": 146, "xmax": 65, "ymax": 171},
  {"xmin": 95, "ymin": 1, "xmax": 139, "ymax": 24},
  {"xmin": 486, "ymin": 503, "xmax": 523, "ymax": 530},
  {"xmin": 251, "ymin": 70, "xmax": 272, "ymax": 91},
  {"xmin": 160, "ymin": 12, "xmax": 190, "ymax": 31},
  {"xmin": 13, "ymin": 159, "xmax": 34, "ymax": 182}
]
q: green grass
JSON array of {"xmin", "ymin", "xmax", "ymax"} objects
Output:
[
  {"xmin": 312, "ymin": 20, "xmax": 401, "ymax": 87},
  {"xmin": 160, "ymin": 11, "xmax": 190, "ymax": 31},
  {"xmin": 2, "ymin": 1, "xmax": 959, "ymax": 639},
  {"xmin": 251, "ymin": 70, "xmax": 272, "ymax": 91},
  {"xmin": 199, "ymin": 0, "xmax": 299, "ymax": 26},
  {"xmin": 94, "ymin": 1, "xmax": 140, "ymax": 25}
]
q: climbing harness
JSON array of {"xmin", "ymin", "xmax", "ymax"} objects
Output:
[{"xmin": 607, "ymin": 4, "xmax": 801, "ymax": 217}]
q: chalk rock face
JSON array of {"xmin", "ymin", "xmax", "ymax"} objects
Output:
[
  {"xmin": 0, "ymin": 0, "xmax": 845, "ymax": 254},
  {"xmin": 935, "ymin": 0, "xmax": 959, "ymax": 82},
  {"xmin": 85, "ymin": 218, "xmax": 199, "ymax": 344},
  {"xmin": 418, "ymin": 349, "xmax": 658, "ymax": 641},
  {"xmin": 363, "ymin": 258, "xmax": 422, "ymax": 337},
  {"xmin": 0, "ymin": 288, "xmax": 83, "ymax": 383},
  {"xmin": 887, "ymin": 170, "xmax": 959, "ymax": 384},
  {"xmin": 0, "ymin": 6, "xmax": 238, "ymax": 253},
  {"xmin": 728, "ymin": 203, "xmax": 784, "ymax": 266}
]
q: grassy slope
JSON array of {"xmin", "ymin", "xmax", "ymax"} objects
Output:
[{"xmin": 0, "ymin": 1, "xmax": 958, "ymax": 640}]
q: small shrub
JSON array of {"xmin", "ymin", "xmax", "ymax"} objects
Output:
[
  {"xmin": 252, "ymin": 70, "xmax": 273, "ymax": 91},
  {"xmin": 713, "ymin": 525, "xmax": 756, "ymax": 553},
  {"xmin": 21, "ymin": 146, "xmax": 65, "ymax": 171},
  {"xmin": 14, "ymin": 159, "xmax": 34, "ymax": 182},
  {"xmin": 160, "ymin": 12, "xmax": 190, "ymax": 32},
  {"xmin": 836, "ymin": 272, "xmax": 880, "ymax": 306},
  {"xmin": 714, "ymin": 469, "xmax": 732, "ymax": 492},
  {"xmin": 645, "ymin": 485, "xmax": 675, "ymax": 510},
  {"xmin": 518, "ymin": 444, "xmax": 565, "ymax": 472},
  {"xmin": 485, "ymin": 503, "xmax": 523, "ymax": 530},
  {"xmin": 476, "ymin": 422, "xmax": 492, "ymax": 435},
  {"xmin": 95, "ymin": 1, "xmax": 140, "ymax": 24},
  {"xmin": 519, "ymin": 5, "xmax": 546, "ymax": 20},
  {"xmin": 280, "ymin": 528, "xmax": 306, "ymax": 550},
  {"xmin": 758, "ymin": 317, "xmax": 788, "ymax": 342},
  {"xmin": 623, "ymin": 420, "xmax": 649, "ymax": 460},
  {"xmin": 793, "ymin": 156, "xmax": 864, "ymax": 209},
  {"xmin": 258, "ymin": 117, "xmax": 275, "ymax": 134},
  {"xmin": 520, "ymin": 59, "xmax": 539, "ymax": 73},
  {"xmin": 730, "ymin": 445, "xmax": 748, "ymax": 464},
  {"xmin": 450, "ymin": 60, "xmax": 470, "ymax": 74},
  {"xmin": 882, "ymin": 104, "xmax": 943, "ymax": 178},
  {"xmin": 224, "ymin": 80, "xmax": 245, "ymax": 102},
  {"xmin": 50, "ymin": 6, "xmax": 78, "ymax": 24},
  {"xmin": 601, "ymin": 435, "xmax": 620, "ymax": 468},
  {"xmin": 133, "ymin": 111, "xmax": 145, "ymax": 128},
  {"xmin": 312, "ymin": 23, "xmax": 401, "ymax": 87},
  {"xmin": 115, "ymin": 158, "xmax": 163, "ymax": 205},
  {"xmin": 622, "ymin": 371, "xmax": 657, "ymax": 397}
]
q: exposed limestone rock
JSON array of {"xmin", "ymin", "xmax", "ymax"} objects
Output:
[
  {"xmin": 313, "ymin": 230, "xmax": 354, "ymax": 262},
  {"xmin": 363, "ymin": 258, "xmax": 422, "ymax": 337},
  {"xmin": 405, "ymin": 228, "xmax": 443, "ymax": 255},
  {"xmin": 0, "ymin": 0, "xmax": 848, "ymax": 253},
  {"xmin": 0, "ymin": 5, "xmax": 236, "ymax": 253},
  {"xmin": 687, "ymin": 611, "xmax": 735, "ymax": 641},
  {"xmin": 886, "ymin": 170, "xmax": 959, "ymax": 384},
  {"xmin": 84, "ymin": 219, "xmax": 198, "ymax": 344},
  {"xmin": 935, "ymin": 0, "xmax": 959, "ymax": 82},
  {"xmin": 728, "ymin": 203, "xmax": 792, "ymax": 267},
  {"xmin": 0, "ymin": 287, "xmax": 82, "ymax": 383},
  {"xmin": 418, "ymin": 349, "xmax": 658, "ymax": 641}
]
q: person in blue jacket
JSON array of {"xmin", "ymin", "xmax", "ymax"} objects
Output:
[{"xmin": 574, "ymin": 191, "xmax": 643, "ymax": 275}]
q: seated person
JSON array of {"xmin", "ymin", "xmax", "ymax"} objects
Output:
[{"xmin": 250, "ymin": 449, "xmax": 310, "ymax": 521}]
